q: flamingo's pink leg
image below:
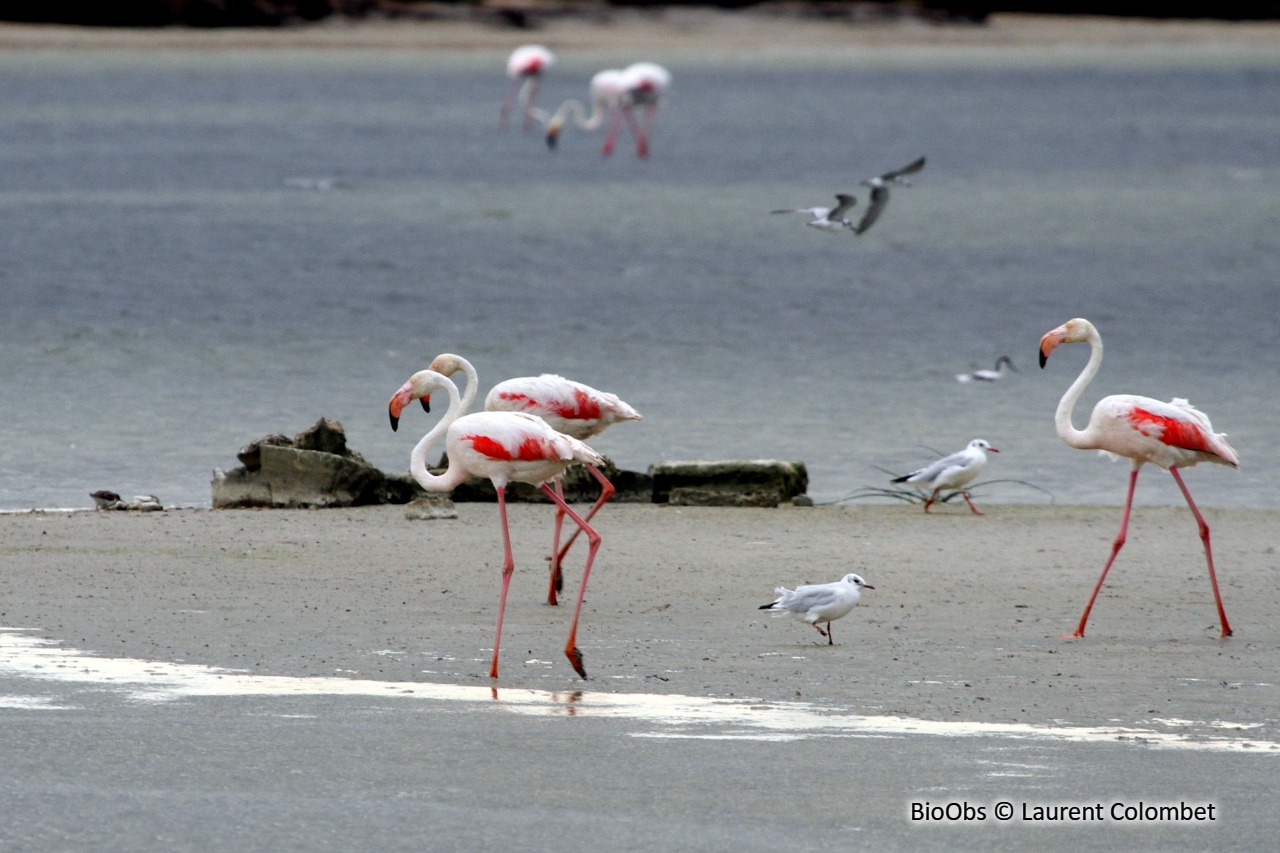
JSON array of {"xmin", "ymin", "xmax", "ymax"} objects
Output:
[
  {"xmin": 489, "ymin": 486, "xmax": 517, "ymax": 679},
  {"xmin": 540, "ymin": 483, "xmax": 602, "ymax": 678},
  {"xmin": 499, "ymin": 78, "xmax": 521, "ymax": 130},
  {"xmin": 1170, "ymin": 466, "xmax": 1233, "ymax": 638},
  {"xmin": 620, "ymin": 105, "xmax": 647, "ymax": 158},
  {"xmin": 601, "ymin": 107, "xmax": 622, "ymax": 157},
  {"xmin": 961, "ymin": 491, "xmax": 984, "ymax": 516},
  {"xmin": 549, "ymin": 463, "xmax": 615, "ymax": 590},
  {"xmin": 1066, "ymin": 467, "xmax": 1139, "ymax": 638},
  {"xmin": 521, "ymin": 78, "xmax": 540, "ymax": 131},
  {"xmin": 546, "ymin": 475, "xmax": 567, "ymax": 605}
]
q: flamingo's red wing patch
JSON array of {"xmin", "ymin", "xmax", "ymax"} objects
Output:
[
  {"xmin": 464, "ymin": 433, "xmax": 551, "ymax": 462},
  {"xmin": 1128, "ymin": 407, "xmax": 1212, "ymax": 453},
  {"xmin": 556, "ymin": 388, "xmax": 602, "ymax": 421}
]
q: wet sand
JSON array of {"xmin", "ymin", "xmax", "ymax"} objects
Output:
[{"xmin": 3, "ymin": 502, "xmax": 1278, "ymax": 741}]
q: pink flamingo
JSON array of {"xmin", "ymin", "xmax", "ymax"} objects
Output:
[
  {"xmin": 389, "ymin": 368, "xmax": 604, "ymax": 679},
  {"xmin": 500, "ymin": 45, "xmax": 555, "ymax": 131},
  {"xmin": 545, "ymin": 62, "xmax": 670, "ymax": 158},
  {"xmin": 1039, "ymin": 317, "xmax": 1238, "ymax": 639},
  {"xmin": 427, "ymin": 353, "xmax": 642, "ymax": 606},
  {"xmin": 617, "ymin": 62, "xmax": 672, "ymax": 159}
]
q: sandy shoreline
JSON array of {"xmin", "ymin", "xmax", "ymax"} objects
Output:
[
  {"xmin": 3, "ymin": 10, "xmax": 1280, "ymax": 67},
  {"xmin": 3, "ymin": 502, "xmax": 1278, "ymax": 743}
]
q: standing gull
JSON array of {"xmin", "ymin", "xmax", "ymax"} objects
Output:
[
  {"xmin": 891, "ymin": 438, "xmax": 998, "ymax": 515},
  {"xmin": 770, "ymin": 194, "xmax": 858, "ymax": 232},
  {"xmin": 759, "ymin": 573, "xmax": 874, "ymax": 644},
  {"xmin": 850, "ymin": 156, "xmax": 926, "ymax": 235}
]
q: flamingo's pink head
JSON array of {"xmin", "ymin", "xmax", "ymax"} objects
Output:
[
  {"xmin": 388, "ymin": 370, "xmax": 441, "ymax": 431},
  {"xmin": 1039, "ymin": 317, "xmax": 1097, "ymax": 368},
  {"xmin": 428, "ymin": 352, "xmax": 465, "ymax": 379}
]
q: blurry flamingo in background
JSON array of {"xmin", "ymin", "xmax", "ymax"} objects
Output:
[
  {"xmin": 1039, "ymin": 317, "xmax": 1238, "ymax": 639},
  {"xmin": 544, "ymin": 68, "xmax": 629, "ymax": 153},
  {"xmin": 389, "ymin": 369, "xmax": 605, "ymax": 679},
  {"xmin": 501, "ymin": 44, "xmax": 555, "ymax": 131},
  {"xmin": 428, "ymin": 353, "xmax": 642, "ymax": 606},
  {"xmin": 618, "ymin": 62, "xmax": 672, "ymax": 158},
  {"xmin": 545, "ymin": 62, "xmax": 671, "ymax": 158}
]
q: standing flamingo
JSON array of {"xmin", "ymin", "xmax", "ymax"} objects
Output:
[
  {"xmin": 389, "ymin": 369, "xmax": 605, "ymax": 679},
  {"xmin": 545, "ymin": 62, "xmax": 670, "ymax": 158},
  {"xmin": 500, "ymin": 45, "xmax": 556, "ymax": 131},
  {"xmin": 1039, "ymin": 317, "xmax": 1238, "ymax": 638},
  {"xmin": 427, "ymin": 353, "xmax": 642, "ymax": 606},
  {"xmin": 544, "ymin": 68, "xmax": 629, "ymax": 153},
  {"xmin": 618, "ymin": 62, "xmax": 672, "ymax": 159}
]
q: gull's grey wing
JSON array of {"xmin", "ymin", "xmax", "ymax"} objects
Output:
[
  {"xmin": 782, "ymin": 584, "xmax": 841, "ymax": 612},
  {"xmin": 885, "ymin": 156, "xmax": 926, "ymax": 182},
  {"xmin": 828, "ymin": 194, "xmax": 858, "ymax": 221},
  {"xmin": 852, "ymin": 185, "xmax": 889, "ymax": 234}
]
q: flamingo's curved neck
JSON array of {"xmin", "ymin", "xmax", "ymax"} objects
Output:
[
  {"xmin": 551, "ymin": 98, "xmax": 606, "ymax": 131},
  {"xmin": 409, "ymin": 378, "xmax": 471, "ymax": 493},
  {"xmin": 454, "ymin": 356, "xmax": 479, "ymax": 414},
  {"xmin": 1055, "ymin": 332, "xmax": 1104, "ymax": 450}
]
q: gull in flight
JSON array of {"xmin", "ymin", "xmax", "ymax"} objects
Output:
[
  {"xmin": 956, "ymin": 356, "xmax": 1017, "ymax": 384},
  {"xmin": 770, "ymin": 194, "xmax": 858, "ymax": 232},
  {"xmin": 850, "ymin": 155, "xmax": 926, "ymax": 235},
  {"xmin": 759, "ymin": 573, "xmax": 874, "ymax": 644},
  {"xmin": 891, "ymin": 438, "xmax": 998, "ymax": 515}
]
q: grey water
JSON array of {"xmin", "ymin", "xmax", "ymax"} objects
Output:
[{"xmin": 1, "ymin": 46, "xmax": 1278, "ymax": 510}]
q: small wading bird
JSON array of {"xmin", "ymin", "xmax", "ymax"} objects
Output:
[
  {"xmin": 771, "ymin": 194, "xmax": 859, "ymax": 232},
  {"xmin": 545, "ymin": 62, "xmax": 671, "ymax": 157},
  {"xmin": 956, "ymin": 355, "xmax": 1017, "ymax": 384},
  {"xmin": 759, "ymin": 573, "xmax": 875, "ymax": 645},
  {"xmin": 426, "ymin": 353, "xmax": 641, "ymax": 605},
  {"xmin": 1039, "ymin": 317, "xmax": 1238, "ymax": 639},
  {"xmin": 389, "ymin": 369, "xmax": 605, "ymax": 679},
  {"xmin": 500, "ymin": 44, "xmax": 555, "ymax": 131},
  {"xmin": 892, "ymin": 439, "xmax": 999, "ymax": 515}
]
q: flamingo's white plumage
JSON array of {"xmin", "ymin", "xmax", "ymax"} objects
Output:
[
  {"xmin": 759, "ymin": 573, "xmax": 875, "ymax": 645},
  {"xmin": 892, "ymin": 439, "xmax": 999, "ymax": 515},
  {"xmin": 427, "ymin": 354, "xmax": 641, "ymax": 605},
  {"xmin": 545, "ymin": 62, "xmax": 671, "ymax": 158},
  {"xmin": 1039, "ymin": 317, "xmax": 1238, "ymax": 638},
  {"xmin": 389, "ymin": 369, "xmax": 604, "ymax": 679},
  {"xmin": 501, "ymin": 44, "xmax": 555, "ymax": 131}
]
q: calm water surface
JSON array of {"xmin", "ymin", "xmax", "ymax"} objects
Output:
[{"xmin": 1, "ymin": 48, "xmax": 1278, "ymax": 509}]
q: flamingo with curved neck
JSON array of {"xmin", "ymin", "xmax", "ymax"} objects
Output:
[
  {"xmin": 427, "ymin": 353, "xmax": 641, "ymax": 605},
  {"xmin": 389, "ymin": 368, "xmax": 605, "ymax": 678},
  {"xmin": 544, "ymin": 63, "xmax": 670, "ymax": 158},
  {"xmin": 1039, "ymin": 317, "xmax": 1238, "ymax": 639}
]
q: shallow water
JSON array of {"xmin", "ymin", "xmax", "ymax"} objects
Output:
[{"xmin": 2, "ymin": 49, "xmax": 1278, "ymax": 509}]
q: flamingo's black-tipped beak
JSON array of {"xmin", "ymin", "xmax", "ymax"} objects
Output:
[
  {"xmin": 389, "ymin": 411, "xmax": 399, "ymax": 431},
  {"xmin": 420, "ymin": 397, "xmax": 430, "ymax": 413},
  {"xmin": 1039, "ymin": 351, "xmax": 1049, "ymax": 369},
  {"xmin": 546, "ymin": 129, "xmax": 559, "ymax": 151}
]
